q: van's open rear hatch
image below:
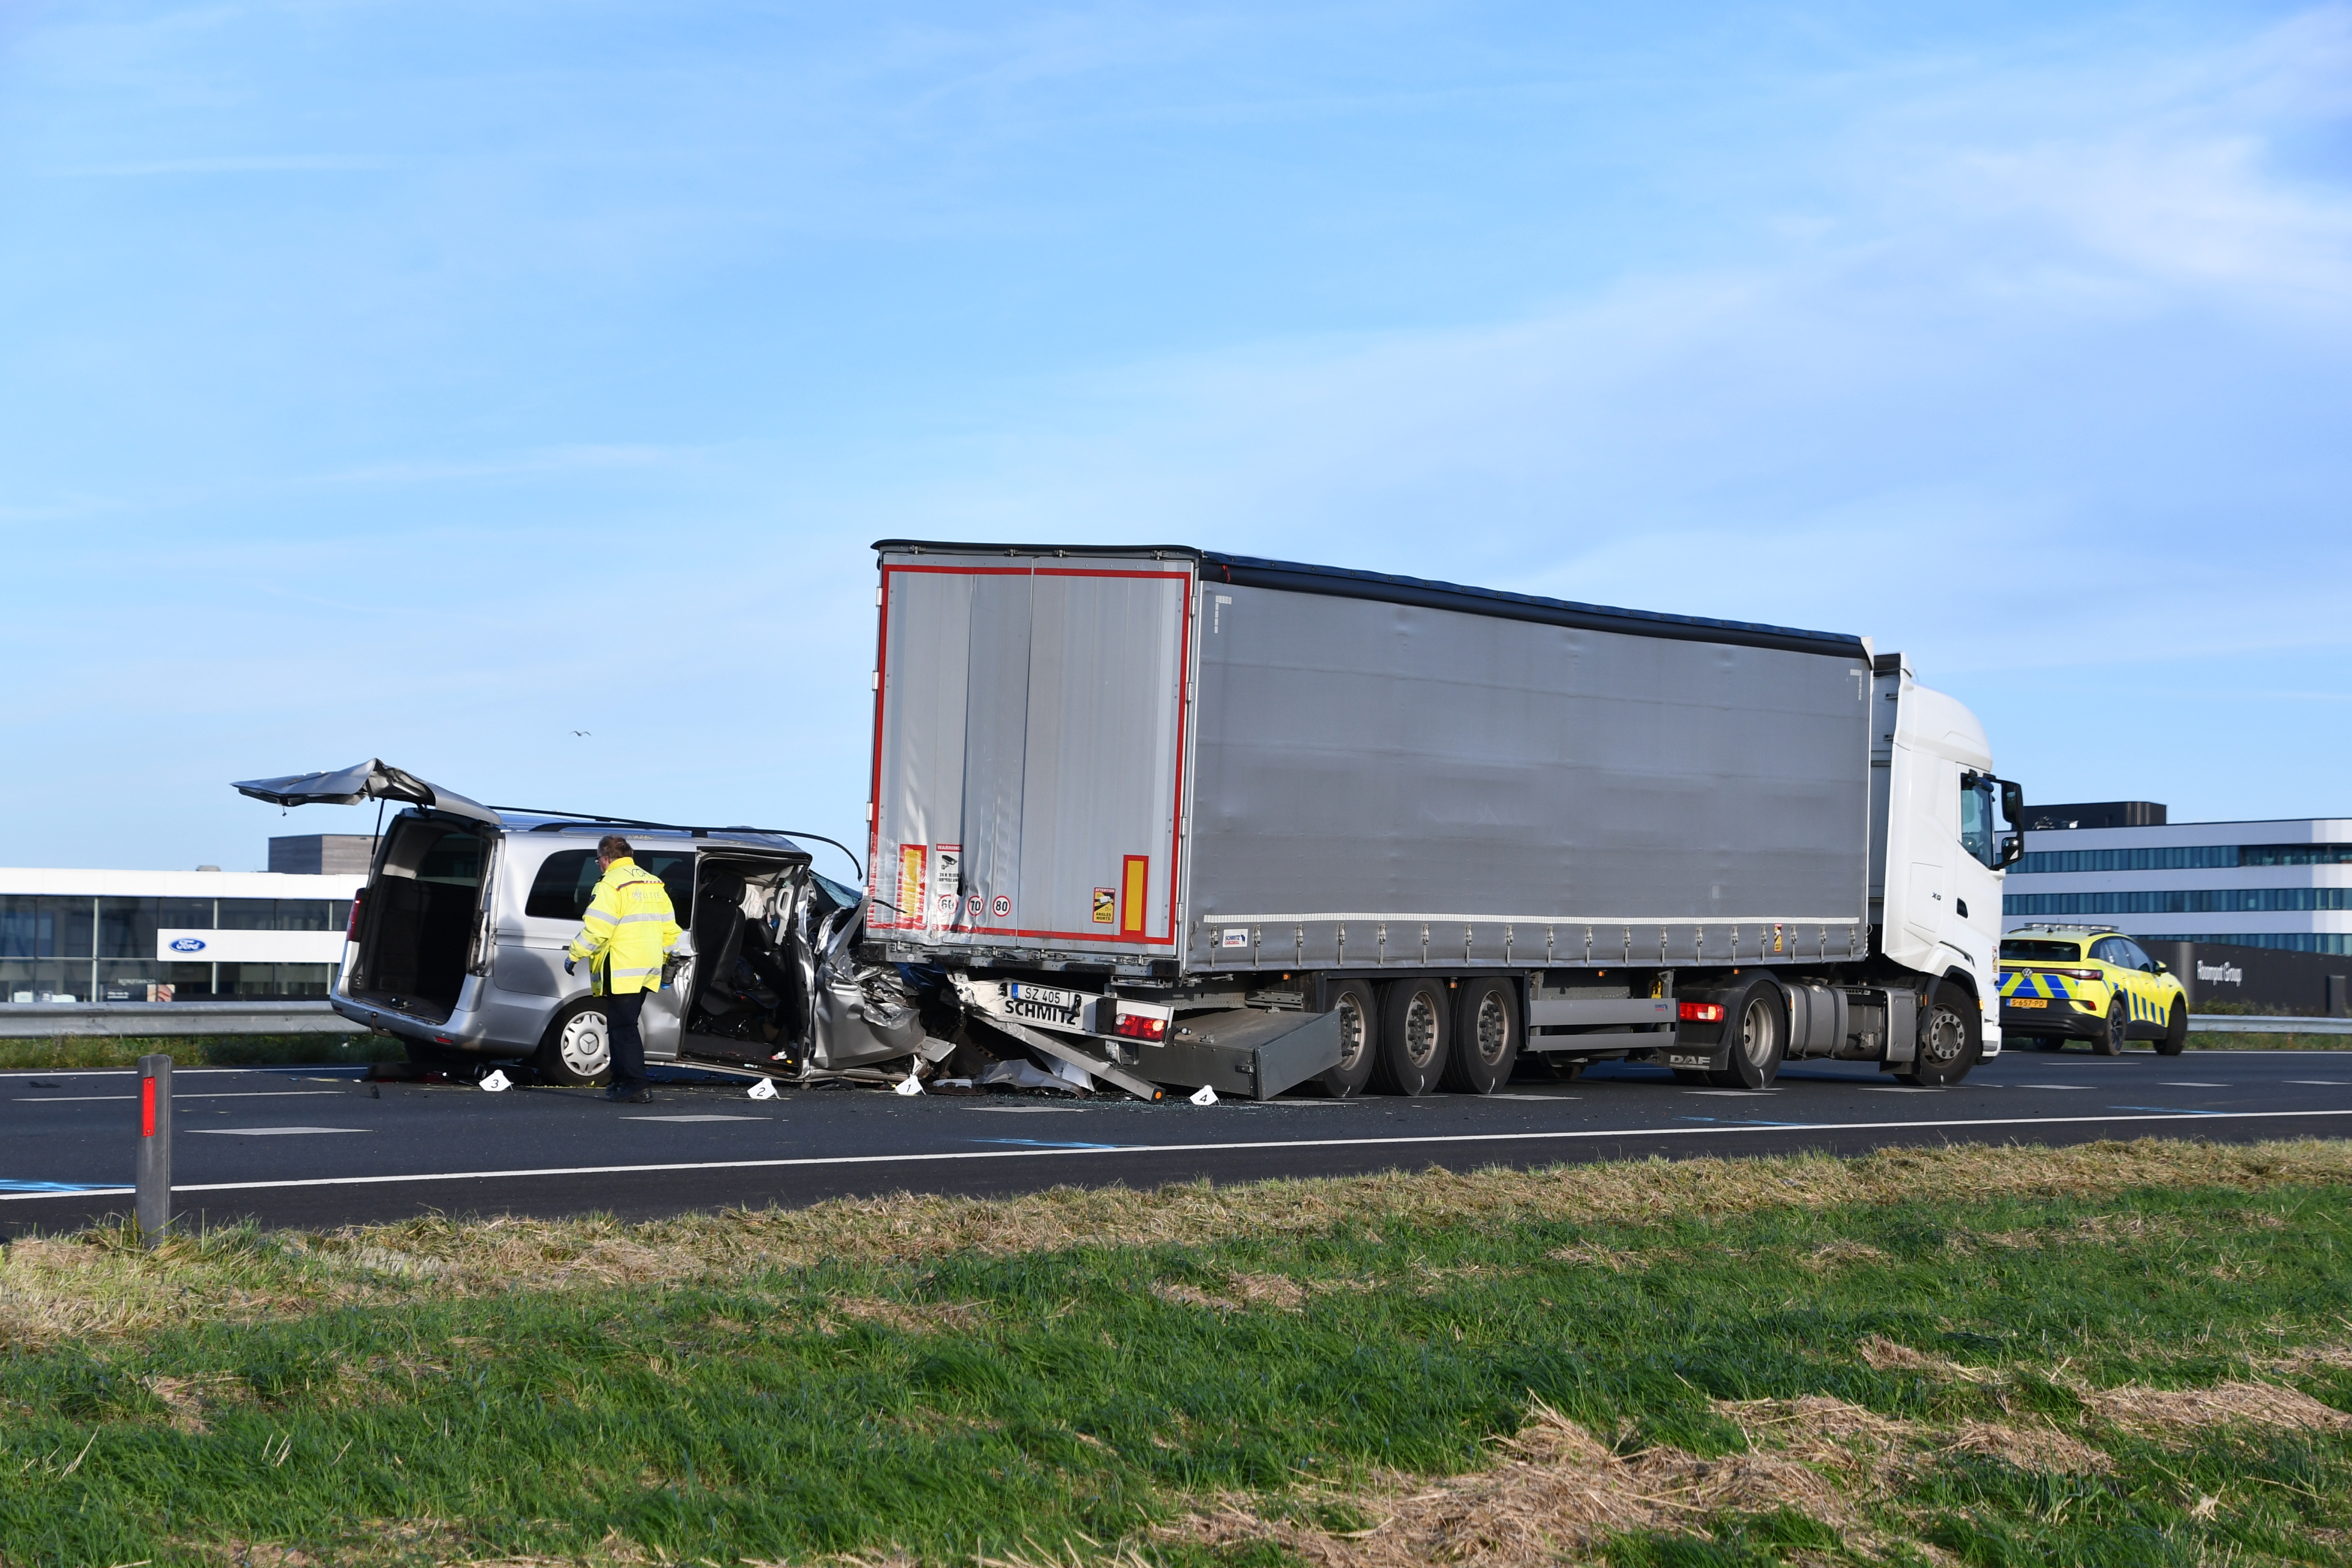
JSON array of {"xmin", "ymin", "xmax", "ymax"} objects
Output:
[{"xmin": 346, "ymin": 814, "xmax": 490, "ymax": 1024}]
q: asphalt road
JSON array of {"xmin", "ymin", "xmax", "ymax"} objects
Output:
[{"xmin": 6, "ymin": 1048, "xmax": 2351, "ymax": 1234}]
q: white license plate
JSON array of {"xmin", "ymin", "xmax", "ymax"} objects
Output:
[{"xmin": 1005, "ymin": 983, "xmax": 1084, "ymax": 1025}]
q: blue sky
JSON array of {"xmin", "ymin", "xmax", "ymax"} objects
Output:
[{"xmin": 2, "ymin": 1, "xmax": 2347, "ymax": 872}]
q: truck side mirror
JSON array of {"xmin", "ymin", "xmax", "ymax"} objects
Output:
[
  {"xmin": 2000, "ymin": 780, "xmax": 2025, "ymax": 824},
  {"xmin": 1998, "ymin": 834, "xmax": 2023, "ymax": 868}
]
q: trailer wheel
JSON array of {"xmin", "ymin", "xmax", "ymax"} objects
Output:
[
  {"xmin": 1318, "ymin": 979, "xmax": 1379, "ymax": 1098},
  {"xmin": 2093, "ymin": 998, "xmax": 2126, "ymax": 1057},
  {"xmin": 2157, "ymin": 997, "xmax": 2188, "ymax": 1057},
  {"xmin": 537, "ymin": 999, "xmax": 613, "ymax": 1086},
  {"xmin": 1900, "ymin": 994, "xmax": 1981, "ymax": 1085},
  {"xmin": 1372, "ymin": 979, "xmax": 1449, "ymax": 1096},
  {"xmin": 1706, "ymin": 985, "xmax": 1784, "ymax": 1089},
  {"xmin": 1442, "ymin": 977, "xmax": 1518, "ymax": 1094}
]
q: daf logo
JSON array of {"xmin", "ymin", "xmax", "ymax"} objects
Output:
[{"xmin": 169, "ymin": 937, "xmax": 207, "ymax": 953}]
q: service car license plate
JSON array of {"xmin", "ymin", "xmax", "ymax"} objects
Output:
[
  {"xmin": 2009, "ymin": 998, "xmax": 2049, "ymax": 1009},
  {"xmin": 1004, "ymin": 982, "xmax": 1084, "ymax": 1027}
]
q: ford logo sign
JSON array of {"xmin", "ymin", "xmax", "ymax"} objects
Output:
[{"xmin": 169, "ymin": 937, "xmax": 207, "ymax": 954}]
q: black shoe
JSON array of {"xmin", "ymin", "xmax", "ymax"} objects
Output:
[
  {"xmin": 626, "ymin": 1087, "xmax": 653, "ymax": 1104},
  {"xmin": 602, "ymin": 1084, "xmax": 632, "ymax": 1102}
]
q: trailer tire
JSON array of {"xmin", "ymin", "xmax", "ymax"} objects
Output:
[
  {"xmin": 1442, "ymin": 977, "xmax": 1518, "ymax": 1094},
  {"xmin": 1900, "ymin": 993, "xmax": 1981, "ymax": 1085},
  {"xmin": 537, "ymin": 998, "xmax": 613, "ymax": 1086},
  {"xmin": 1371, "ymin": 978, "xmax": 1449, "ymax": 1096},
  {"xmin": 1317, "ymin": 979, "xmax": 1379, "ymax": 1098},
  {"xmin": 2157, "ymin": 997, "xmax": 2188, "ymax": 1057},
  {"xmin": 1706, "ymin": 985, "xmax": 1784, "ymax": 1089}
]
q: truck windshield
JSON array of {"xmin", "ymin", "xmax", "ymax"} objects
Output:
[{"xmin": 2002, "ymin": 940, "xmax": 2083, "ymax": 961}]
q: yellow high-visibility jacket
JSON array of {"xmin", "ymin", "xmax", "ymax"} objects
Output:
[{"xmin": 566, "ymin": 857, "xmax": 681, "ymax": 995}]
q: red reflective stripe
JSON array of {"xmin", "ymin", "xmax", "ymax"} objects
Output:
[{"xmin": 141, "ymin": 1077, "xmax": 156, "ymax": 1138}]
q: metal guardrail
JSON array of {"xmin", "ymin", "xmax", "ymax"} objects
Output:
[
  {"xmin": 0, "ymin": 1001, "xmax": 366, "ymax": 1039},
  {"xmin": 2189, "ymin": 1014, "xmax": 2352, "ymax": 1035}
]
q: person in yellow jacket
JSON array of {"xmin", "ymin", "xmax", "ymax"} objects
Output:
[{"xmin": 564, "ymin": 835, "xmax": 680, "ymax": 1103}]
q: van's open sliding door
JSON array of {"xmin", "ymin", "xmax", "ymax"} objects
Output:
[{"xmin": 868, "ymin": 547, "xmax": 1194, "ymax": 966}]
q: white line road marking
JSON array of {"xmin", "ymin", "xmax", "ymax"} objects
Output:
[
  {"xmin": 2160, "ymin": 1083, "xmax": 2228, "ymax": 1088},
  {"xmin": 2286, "ymin": 1081, "xmax": 2350, "ymax": 1086},
  {"xmin": 2014, "ymin": 1085, "xmax": 2089, "ymax": 1090},
  {"xmin": 1859, "ymin": 1088, "xmax": 1944, "ymax": 1094},
  {"xmin": 14, "ymin": 1091, "xmax": 347, "ymax": 1103},
  {"xmin": 621, "ymin": 1115, "xmax": 770, "ymax": 1123},
  {"xmin": 185, "ymin": 1127, "xmax": 370, "ymax": 1137},
  {"xmin": 16, "ymin": 1106, "xmax": 2352, "ymax": 1202},
  {"xmin": 1685, "ymin": 1090, "xmax": 1778, "ymax": 1096}
]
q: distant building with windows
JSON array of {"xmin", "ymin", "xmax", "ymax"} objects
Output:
[
  {"xmin": 0, "ymin": 835, "xmax": 368, "ymax": 1003},
  {"xmin": 2002, "ymin": 803, "xmax": 2352, "ymax": 957}
]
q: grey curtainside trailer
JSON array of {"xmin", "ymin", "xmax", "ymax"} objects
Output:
[{"xmin": 865, "ymin": 541, "xmax": 2024, "ymax": 1101}]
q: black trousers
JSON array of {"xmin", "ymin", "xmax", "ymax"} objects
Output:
[{"xmin": 605, "ymin": 989, "xmax": 648, "ymax": 1089}]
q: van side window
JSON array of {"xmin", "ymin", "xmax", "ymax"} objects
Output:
[{"xmin": 524, "ymin": 850, "xmax": 694, "ymax": 922}]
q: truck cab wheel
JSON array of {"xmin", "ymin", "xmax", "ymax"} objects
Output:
[
  {"xmin": 1441, "ymin": 977, "xmax": 1518, "ymax": 1094},
  {"xmin": 537, "ymin": 999, "xmax": 613, "ymax": 1086},
  {"xmin": 1899, "ymin": 995, "xmax": 1980, "ymax": 1085},
  {"xmin": 1371, "ymin": 978, "xmax": 1449, "ymax": 1096},
  {"xmin": 2156, "ymin": 997, "xmax": 2188, "ymax": 1057},
  {"xmin": 2094, "ymin": 998, "xmax": 2126, "ymax": 1057},
  {"xmin": 1318, "ymin": 979, "xmax": 1379, "ymax": 1098},
  {"xmin": 1705, "ymin": 986, "xmax": 1783, "ymax": 1089}
]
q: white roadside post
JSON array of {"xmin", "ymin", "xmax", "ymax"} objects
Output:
[{"xmin": 135, "ymin": 1054, "xmax": 172, "ymax": 1244}]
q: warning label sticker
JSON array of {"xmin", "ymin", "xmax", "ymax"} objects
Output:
[
  {"xmin": 1092, "ymin": 887, "xmax": 1116, "ymax": 925},
  {"xmin": 894, "ymin": 845, "xmax": 926, "ymax": 930}
]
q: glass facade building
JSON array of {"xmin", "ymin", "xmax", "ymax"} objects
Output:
[
  {"xmin": 2002, "ymin": 816, "xmax": 2352, "ymax": 957},
  {"xmin": 0, "ymin": 867, "xmax": 364, "ymax": 1004}
]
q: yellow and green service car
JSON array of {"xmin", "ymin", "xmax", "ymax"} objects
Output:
[{"xmin": 1997, "ymin": 924, "xmax": 2189, "ymax": 1056}]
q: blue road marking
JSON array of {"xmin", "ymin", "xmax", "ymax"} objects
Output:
[
  {"xmin": 970, "ymin": 1137, "xmax": 1130, "ymax": 1152},
  {"xmin": 0, "ymin": 1179, "xmax": 122, "ymax": 1195}
]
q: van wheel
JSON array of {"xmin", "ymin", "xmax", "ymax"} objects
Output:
[
  {"xmin": 538, "ymin": 999, "xmax": 613, "ymax": 1086},
  {"xmin": 2157, "ymin": 997, "xmax": 2188, "ymax": 1057},
  {"xmin": 1371, "ymin": 979, "xmax": 1449, "ymax": 1096},
  {"xmin": 1901, "ymin": 995, "xmax": 1980, "ymax": 1085},
  {"xmin": 1442, "ymin": 977, "xmax": 1518, "ymax": 1095},
  {"xmin": 1318, "ymin": 980, "xmax": 1379, "ymax": 1098},
  {"xmin": 2094, "ymin": 999, "xmax": 2126, "ymax": 1057},
  {"xmin": 1706, "ymin": 986, "xmax": 1784, "ymax": 1089}
]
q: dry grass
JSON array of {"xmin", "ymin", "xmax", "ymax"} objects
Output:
[
  {"xmin": 1856, "ymin": 1335, "xmax": 1997, "ymax": 1383},
  {"xmin": 2082, "ymin": 1379, "xmax": 2352, "ymax": 1436},
  {"xmin": 9, "ymin": 1137, "xmax": 2352, "ymax": 1352},
  {"xmin": 1941, "ymin": 1419, "xmax": 2114, "ymax": 1474},
  {"xmin": 821, "ymin": 1297, "xmax": 988, "ymax": 1335},
  {"xmin": 1162, "ymin": 1400, "xmax": 1863, "ymax": 1567}
]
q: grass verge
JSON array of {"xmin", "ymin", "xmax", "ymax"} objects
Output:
[
  {"xmin": 4, "ymin": 1139, "xmax": 2351, "ymax": 1566},
  {"xmin": 0, "ymin": 1034, "xmax": 403, "ymax": 1072}
]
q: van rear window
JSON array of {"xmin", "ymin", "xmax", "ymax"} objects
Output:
[
  {"xmin": 524, "ymin": 850, "xmax": 694, "ymax": 922},
  {"xmin": 2002, "ymin": 940, "xmax": 2083, "ymax": 961}
]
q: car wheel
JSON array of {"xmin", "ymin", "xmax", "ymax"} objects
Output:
[
  {"xmin": 1371, "ymin": 978, "xmax": 1449, "ymax": 1096},
  {"xmin": 2157, "ymin": 996, "xmax": 2189, "ymax": 1057},
  {"xmin": 1318, "ymin": 979, "xmax": 1379, "ymax": 1098},
  {"xmin": 2094, "ymin": 998, "xmax": 2126, "ymax": 1057},
  {"xmin": 1899, "ymin": 992, "xmax": 1981, "ymax": 1085},
  {"xmin": 537, "ymin": 999, "xmax": 612, "ymax": 1086},
  {"xmin": 1441, "ymin": 977, "xmax": 1518, "ymax": 1094},
  {"xmin": 1705, "ymin": 985, "xmax": 1785, "ymax": 1089}
]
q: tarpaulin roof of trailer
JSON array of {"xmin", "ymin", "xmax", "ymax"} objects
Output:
[
  {"xmin": 231, "ymin": 760, "xmax": 502, "ymax": 825},
  {"xmin": 870, "ymin": 540, "xmax": 1868, "ymax": 658}
]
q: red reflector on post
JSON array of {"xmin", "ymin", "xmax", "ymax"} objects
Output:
[
  {"xmin": 1677, "ymin": 1002, "xmax": 1725, "ymax": 1022},
  {"xmin": 141, "ymin": 1076, "xmax": 157, "ymax": 1138}
]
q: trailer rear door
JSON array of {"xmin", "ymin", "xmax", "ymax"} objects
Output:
[{"xmin": 868, "ymin": 549, "xmax": 1194, "ymax": 961}]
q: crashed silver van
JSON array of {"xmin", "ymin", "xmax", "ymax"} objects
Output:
[{"xmin": 233, "ymin": 761, "xmax": 929, "ymax": 1084}]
